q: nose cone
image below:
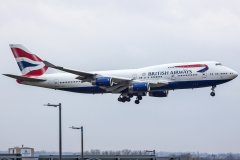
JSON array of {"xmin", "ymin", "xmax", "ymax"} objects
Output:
[
  {"xmin": 229, "ymin": 69, "xmax": 238, "ymax": 79},
  {"xmin": 233, "ymin": 71, "xmax": 238, "ymax": 79}
]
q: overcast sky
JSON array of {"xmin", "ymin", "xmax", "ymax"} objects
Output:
[{"xmin": 0, "ymin": 0, "xmax": 240, "ymax": 154}]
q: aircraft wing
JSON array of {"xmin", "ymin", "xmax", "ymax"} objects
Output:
[
  {"xmin": 3, "ymin": 74, "xmax": 46, "ymax": 82},
  {"xmin": 43, "ymin": 61, "xmax": 168, "ymax": 92},
  {"xmin": 43, "ymin": 61, "xmax": 95, "ymax": 82},
  {"xmin": 43, "ymin": 61, "xmax": 133, "ymax": 83}
]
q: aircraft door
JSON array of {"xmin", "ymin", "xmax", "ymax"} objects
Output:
[
  {"xmin": 170, "ymin": 74, "xmax": 175, "ymax": 80},
  {"xmin": 53, "ymin": 79, "xmax": 60, "ymax": 88},
  {"xmin": 202, "ymin": 73, "xmax": 207, "ymax": 79},
  {"xmin": 132, "ymin": 74, "xmax": 137, "ymax": 80}
]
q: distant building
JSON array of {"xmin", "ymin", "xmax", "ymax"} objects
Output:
[{"xmin": 8, "ymin": 145, "xmax": 34, "ymax": 157}]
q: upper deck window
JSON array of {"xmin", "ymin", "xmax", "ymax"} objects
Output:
[{"xmin": 215, "ymin": 63, "xmax": 222, "ymax": 66}]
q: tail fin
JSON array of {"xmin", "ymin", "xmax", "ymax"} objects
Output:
[{"xmin": 10, "ymin": 44, "xmax": 48, "ymax": 77}]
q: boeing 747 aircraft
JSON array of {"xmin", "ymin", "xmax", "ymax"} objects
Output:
[{"xmin": 3, "ymin": 44, "xmax": 238, "ymax": 104}]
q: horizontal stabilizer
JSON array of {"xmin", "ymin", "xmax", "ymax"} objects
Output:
[{"xmin": 3, "ymin": 74, "xmax": 46, "ymax": 82}]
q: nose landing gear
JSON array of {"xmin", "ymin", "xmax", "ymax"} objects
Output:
[
  {"xmin": 210, "ymin": 92, "xmax": 215, "ymax": 97},
  {"xmin": 210, "ymin": 86, "xmax": 216, "ymax": 97}
]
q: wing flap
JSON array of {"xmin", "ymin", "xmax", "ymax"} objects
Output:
[
  {"xmin": 149, "ymin": 80, "xmax": 168, "ymax": 88},
  {"xmin": 102, "ymin": 83, "xmax": 128, "ymax": 93}
]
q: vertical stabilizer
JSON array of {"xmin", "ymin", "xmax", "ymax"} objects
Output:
[{"xmin": 9, "ymin": 44, "xmax": 48, "ymax": 76}]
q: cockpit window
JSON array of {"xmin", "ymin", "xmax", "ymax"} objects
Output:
[{"xmin": 216, "ymin": 63, "xmax": 222, "ymax": 66}]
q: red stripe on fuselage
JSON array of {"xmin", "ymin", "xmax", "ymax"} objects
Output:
[
  {"xmin": 175, "ymin": 64, "xmax": 207, "ymax": 68},
  {"xmin": 11, "ymin": 48, "xmax": 42, "ymax": 62}
]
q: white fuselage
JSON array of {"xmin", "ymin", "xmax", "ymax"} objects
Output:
[{"xmin": 21, "ymin": 61, "xmax": 238, "ymax": 94}]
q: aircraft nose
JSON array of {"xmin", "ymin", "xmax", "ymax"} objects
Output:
[
  {"xmin": 230, "ymin": 70, "xmax": 238, "ymax": 79},
  {"xmin": 233, "ymin": 71, "xmax": 238, "ymax": 78}
]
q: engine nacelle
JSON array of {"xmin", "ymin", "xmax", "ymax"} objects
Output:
[
  {"xmin": 129, "ymin": 82, "xmax": 150, "ymax": 92},
  {"xmin": 149, "ymin": 91, "xmax": 168, "ymax": 97},
  {"xmin": 92, "ymin": 77, "xmax": 113, "ymax": 87}
]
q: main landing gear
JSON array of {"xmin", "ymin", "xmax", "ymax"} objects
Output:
[
  {"xmin": 118, "ymin": 96, "xmax": 131, "ymax": 103},
  {"xmin": 210, "ymin": 86, "xmax": 216, "ymax": 97},
  {"xmin": 134, "ymin": 95, "xmax": 142, "ymax": 104},
  {"xmin": 118, "ymin": 95, "xmax": 142, "ymax": 104}
]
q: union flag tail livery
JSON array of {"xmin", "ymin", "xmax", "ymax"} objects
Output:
[
  {"xmin": 4, "ymin": 44, "xmax": 238, "ymax": 104},
  {"xmin": 10, "ymin": 44, "xmax": 48, "ymax": 77}
]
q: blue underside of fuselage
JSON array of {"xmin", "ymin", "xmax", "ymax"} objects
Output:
[{"xmin": 57, "ymin": 79, "xmax": 231, "ymax": 94}]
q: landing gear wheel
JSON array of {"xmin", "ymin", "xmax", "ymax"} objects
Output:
[
  {"xmin": 135, "ymin": 100, "xmax": 140, "ymax": 104},
  {"xmin": 210, "ymin": 86, "xmax": 216, "ymax": 97},
  {"xmin": 210, "ymin": 92, "xmax": 215, "ymax": 97},
  {"xmin": 129, "ymin": 94, "xmax": 134, "ymax": 98},
  {"xmin": 118, "ymin": 96, "xmax": 125, "ymax": 102},
  {"xmin": 137, "ymin": 96, "xmax": 142, "ymax": 100},
  {"xmin": 118, "ymin": 95, "xmax": 131, "ymax": 103},
  {"xmin": 118, "ymin": 97, "xmax": 122, "ymax": 102}
]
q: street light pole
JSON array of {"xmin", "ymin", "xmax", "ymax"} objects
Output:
[
  {"xmin": 81, "ymin": 126, "xmax": 83, "ymax": 160},
  {"xmin": 45, "ymin": 103, "xmax": 62, "ymax": 160},
  {"xmin": 70, "ymin": 126, "xmax": 84, "ymax": 160},
  {"xmin": 59, "ymin": 103, "xmax": 62, "ymax": 160}
]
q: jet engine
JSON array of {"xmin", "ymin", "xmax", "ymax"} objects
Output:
[
  {"xmin": 92, "ymin": 77, "xmax": 113, "ymax": 87},
  {"xmin": 149, "ymin": 91, "xmax": 168, "ymax": 97},
  {"xmin": 129, "ymin": 82, "xmax": 150, "ymax": 92}
]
